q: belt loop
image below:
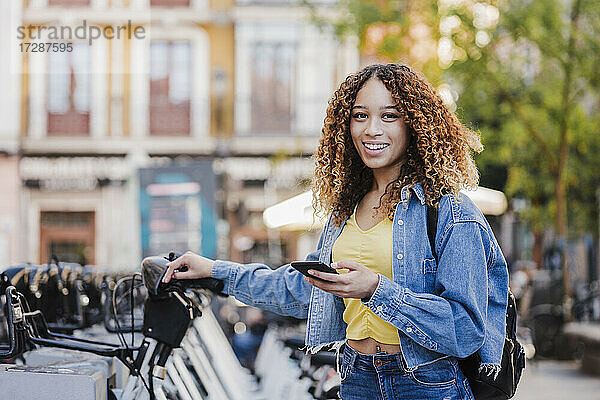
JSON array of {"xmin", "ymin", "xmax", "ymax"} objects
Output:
[
  {"xmin": 342, "ymin": 342, "xmax": 357, "ymax": 371},
  {"xmin": 349, "ymin": 346, "xmax": 357, "ymax": 370},
  {"xmin": 336, "ymin": 342, "xmax": 346, "ymax": 374}
]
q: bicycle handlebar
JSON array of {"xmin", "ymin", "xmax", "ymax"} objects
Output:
[{"xmin": 141, "ymin": 252, "xmax": 225, "ymax": 298}]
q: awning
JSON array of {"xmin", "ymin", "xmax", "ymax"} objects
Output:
[{"xmin": 263, "ymin": 186, "xmax": 507, "ymax": 231}]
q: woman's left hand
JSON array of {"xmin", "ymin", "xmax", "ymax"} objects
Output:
[{"xmin": 304, "ymin": 260, "xmax": 379, "ymax": 300}]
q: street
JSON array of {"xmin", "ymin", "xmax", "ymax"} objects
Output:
[{"xmin": 513, "ymin": 360, "xmax": 600, "ymax": 399}]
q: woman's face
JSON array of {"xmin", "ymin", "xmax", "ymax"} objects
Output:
[{"xmin": 350, "ymin": 78, "xmax": 409, "ymax": 176}]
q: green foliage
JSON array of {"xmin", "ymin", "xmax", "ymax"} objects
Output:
[
  {"xmin": 449, "ymin": 0, "xmax": 600, "ymax": 235},
  {"xmin": 324, "ymin": 0, "xmax": 600, "ymax": 236}
]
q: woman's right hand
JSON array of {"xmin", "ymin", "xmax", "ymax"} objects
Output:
[{"xmin": 162, "ymin": 251, "xmax": 215, "ymax": 283}]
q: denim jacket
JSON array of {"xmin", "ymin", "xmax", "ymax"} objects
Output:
[{"xmin": 212, "ymin": 183, "xmax": 509, "ymax": 371}]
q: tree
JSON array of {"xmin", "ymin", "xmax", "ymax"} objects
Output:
[
  {"xmin": 318, "ymin": 0, "xmax": 600, "ymax": 304},
  {"xmin": 447, "ymin": 0, "xmax": 600, "ymax": 304}
]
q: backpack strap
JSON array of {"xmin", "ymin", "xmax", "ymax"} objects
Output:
[{"xmin": 426, "ymin": 205, "xmax": 438, "ymax": 262}]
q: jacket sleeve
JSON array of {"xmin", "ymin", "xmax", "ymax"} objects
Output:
[
  {"xmin": 363, "ymin": 221, "xmax": 494, "ymax": 358},
  {"xmin": 210, "ymin": 228, "xmax": 326, "ymax": 319}
]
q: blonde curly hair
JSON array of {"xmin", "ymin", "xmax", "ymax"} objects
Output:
[{"xmin": 312, "ymin": 63, "xmax": 483, "ymax": 226}]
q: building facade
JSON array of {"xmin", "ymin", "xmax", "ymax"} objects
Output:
[{"xmin": 4, "ymin": 0, "xmax": 359, "ymax": 269}]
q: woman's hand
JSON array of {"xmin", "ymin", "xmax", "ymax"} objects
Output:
[
  {"xmin": 162, "ymin": 251, "xmax": 214, "ymax": 283},
  {"xmin": 304, "ymin": 260, "xmax": 379, "ymax": 300}
]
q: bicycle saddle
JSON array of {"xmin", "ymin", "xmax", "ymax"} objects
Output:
[{"xmin": 142, "ymin": 252, "xmax": 225, "ymax": 297}]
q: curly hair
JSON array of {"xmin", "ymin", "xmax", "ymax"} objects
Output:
[{"xmin": 312, "ymin": 63, "xmax": 483, "ymax": 226}]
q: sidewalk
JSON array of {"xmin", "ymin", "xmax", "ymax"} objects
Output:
[{"xmin": 513, "ymin": 359, "xmax": 600, "ymax": 399}]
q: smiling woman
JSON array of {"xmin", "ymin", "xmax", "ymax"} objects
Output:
[
  {"xmin": 313, "ymin": 64, "xmax": 483, "ymax": 227},
  {"xmin": 306, "ymin": 64, "xmax": 506, "ymax": 400},
  {"xmin": 162, "ymin": 64, "xmax": 509, "ymax": 400}
]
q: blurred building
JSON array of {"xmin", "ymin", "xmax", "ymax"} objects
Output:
[
  {"xmin": 0, "ymin": 0, "xmax": 23, "ymax": 268},
  {"xmin": 1, "ymin": 0, "xmax": 358, "ymax": 268}
]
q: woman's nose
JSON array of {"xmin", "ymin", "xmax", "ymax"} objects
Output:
[{"xmin": 364, "ymin": 118, "xmax": 383, "ymax": 136}]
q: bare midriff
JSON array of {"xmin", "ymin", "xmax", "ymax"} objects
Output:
[{"xmin": 347, "ymin": 337, "xmax": 402, "ymax": 355}]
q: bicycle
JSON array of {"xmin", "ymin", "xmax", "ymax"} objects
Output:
[{"xmin": 0, "ymin": 252, "xmax": 228, "ymax": 400}]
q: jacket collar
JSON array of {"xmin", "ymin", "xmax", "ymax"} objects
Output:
[{"xmin": 401, "ymin": 182, "xmax": 426, "ymax": 205}]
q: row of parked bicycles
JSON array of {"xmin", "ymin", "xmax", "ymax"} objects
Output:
[{"xmin": 0, "ymin": 254, "xmax": 341, "ymax": 400}]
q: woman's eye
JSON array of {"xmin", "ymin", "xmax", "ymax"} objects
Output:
[
  {"xmin": 352, "ymin": 112, "xmax": 367, "ymax": 120},
  {"xmin": 382, "ymin": 113, "xmax": 400, "ymax": 120}
]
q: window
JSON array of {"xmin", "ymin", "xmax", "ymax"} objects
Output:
[
  {"xmin": 236, "ymin": 0, "xmax": 335, "ymax": 5},
  {"xmin": 250, "ymin": 42, "xmax": 295, "ymax": 133},
  {"xmin": 150, "ymin": 0, "xmax": 190, "ymax": 6},
  {"xmin": 48, "ymin": 0, "xmax": 90, "ymax": 6},
  {"xmin": 47, "ymin": 43, "xmax": 90, "ymax": 136},
  {"xmin": 149, "ymin": 41, "xmax": 191, "ymax": 136}
]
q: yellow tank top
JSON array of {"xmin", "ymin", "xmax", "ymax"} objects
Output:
[{"xmin": 332, "ymin": 207, "xmax": 400, "ymax": 344}]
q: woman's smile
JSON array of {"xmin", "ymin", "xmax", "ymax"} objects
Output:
[{"xmin": 362, "ymin": 141, "xmax": 390, "ymax": 155}]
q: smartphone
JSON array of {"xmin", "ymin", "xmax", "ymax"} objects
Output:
[{"xmin": 291, "ymin": 261, "xmax": 338, "ymax": 282}]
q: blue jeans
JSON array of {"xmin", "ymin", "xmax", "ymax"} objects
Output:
[{"xmin": 338, "ymin": 344, "xmax": 474, "ymax": 400}]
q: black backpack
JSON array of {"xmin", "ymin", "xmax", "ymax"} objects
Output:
[{"xmin": 426, "ymin": 205, "xmax": 525, "ymax": 399}]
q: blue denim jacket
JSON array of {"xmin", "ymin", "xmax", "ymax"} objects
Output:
[{"xmin": 212, "ymin": 183, "xmax": 509, "ymax": 370}]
